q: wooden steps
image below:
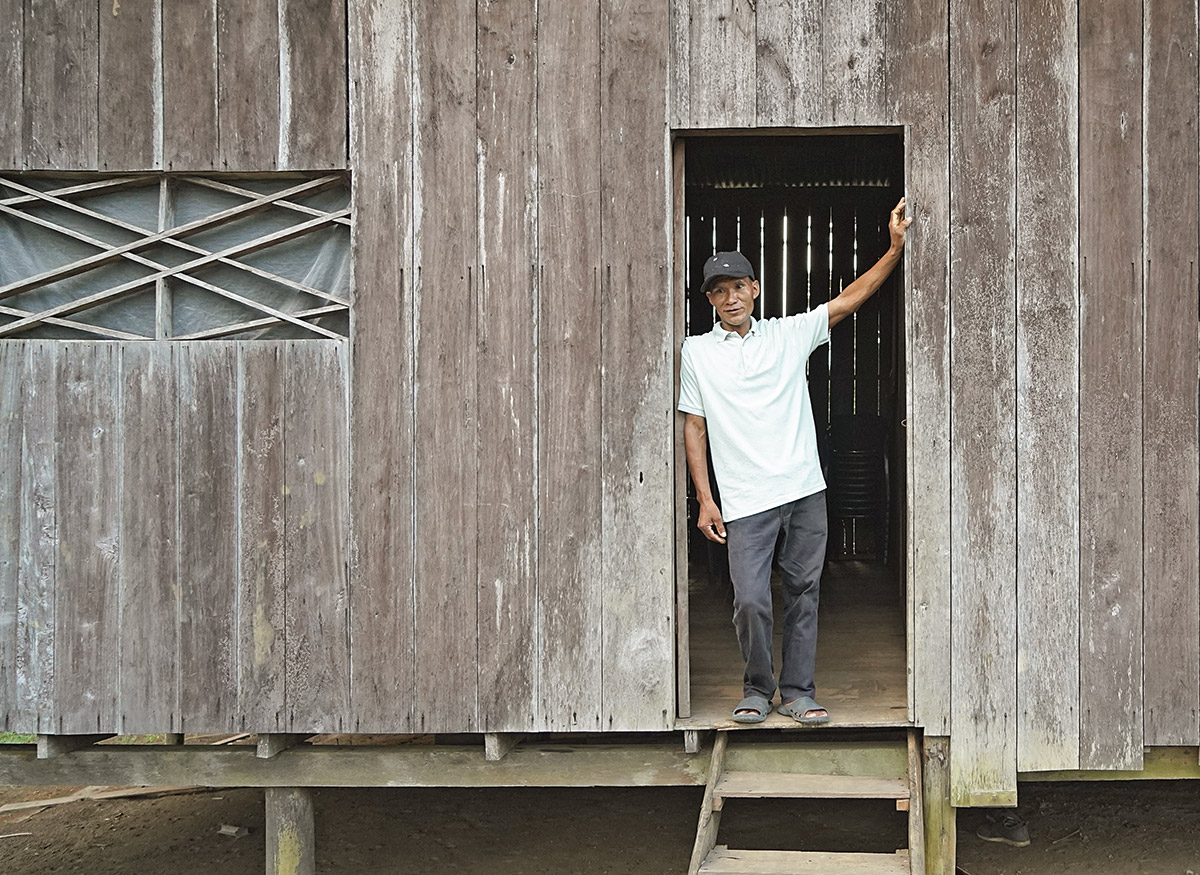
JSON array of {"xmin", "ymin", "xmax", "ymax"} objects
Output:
[
  {"xmin": 700, "ymin": 847, "xmax": 911, "ymax": 874},
  {"xmin": 688, "ymin": 730, "xmax": 925, "ymax": 875},
  {"xmin": 712, "ymin": 771, "xmax": 909, "ymax": 803}
]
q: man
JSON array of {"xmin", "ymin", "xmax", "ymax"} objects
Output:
[{"xmin": 678, "ymin": 198, "xmax": 911, "ymax": 724}]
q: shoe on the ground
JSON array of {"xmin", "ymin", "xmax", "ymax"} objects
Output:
[{"xmin": 976, "ymin": 813, "xmax": 1030, "ymax": 847}]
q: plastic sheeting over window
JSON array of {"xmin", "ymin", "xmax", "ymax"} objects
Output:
[{"xmin": 0, "ymin": 173, "xmax": 351, "ymax": 340}]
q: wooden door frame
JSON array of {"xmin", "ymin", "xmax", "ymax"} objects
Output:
[{"xmin": 670, "ymin": 128, "xmax": 912, "ymax": 723}]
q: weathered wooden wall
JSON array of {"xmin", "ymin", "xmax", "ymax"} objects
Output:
[
  {"xmin": 0, "ymin": 340, "xmax": 349, "ymax": 734},
  {"xmin": 1, "ymin": 0, "xmax": 678, "ymax": 738},
  {"xmin": 346, "ymin": 0, "xmax": 676, "ymax": 734},
  {"xmin": 674, "ymin": 0, "xmax": 1198, "ymax": 804},
  {"xmin": 1, "ymin": 0, "xmax": 346, "ymax": 172},
  {"xmin": 2, "ymin": 0, "xmax": 1199, "ymax": 806}
]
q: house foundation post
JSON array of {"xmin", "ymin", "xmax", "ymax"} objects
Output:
[
  {"xmin": 266, "ymin": 787, "xmax": 316, "ymax": 875},
  {"xmin": 922, "ymin": 736, "xmax": 955, "ymax": 875}
]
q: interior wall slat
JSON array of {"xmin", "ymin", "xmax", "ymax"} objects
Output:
[
  {"xmin": 806, "ymin": 202, "xmax": 833, "ymax": 423},
  {"xmin": 162, "ymin": 0, "xmax": 218, "ymax": 171},
  {"xmin": 0, "ymin": 343, "xmax": 21, "ymax": 730},
  {"xmin": 0, "ymin": 0, "xmax": 22, "ymax": 169},
  {"xmin": 851, "ymin": 206, "xmax": 885, "ymax": 417},
  {"xmin": 475, "ymin": 0, "xmax": 538, "ymax": 732},
  {"xmin": 283, "ymin": 341, "xmax": 350, "ymax": 733},
  {"xmin": 536, "ymin": 0, "xmax": 604, "ymax": 732},
  {"xmin": 117, "ymin": 343, "xmax": 179, "ymax": 734},
  {"xmin": 686, "ymin": 0, "xmax": 755, "ymax": 128},
  {"xmin": 828, "ymin": 200, "xmax": 857, "ymax": 419},
  {"xmin": 600, "ymin": 0, "xmax": 674, "ymax": 732},
  {"xmin": 177, "ymin": 342, "xmax": 239, "ymax": 734},
  {"xmin": 279, "ymin": 0, "xmax": 347, "ymax": 169},
  {"xmin": 24, "ymin": 0, "xmax": 98, "ymax": 169},
  {"xmin": 1142, "ymin": 0, "xmax": 1198, "ymax": 748},
  {"xmin": 411, "ymin": 0, "xmax": 480, "ymax": 733},
  {"xmin": 1078, "ymin": 0, "xmax": 1144, "ymax": 771},
  {"xmin": 53, "ymin": 344, "xmax": 120, "ymax": 734},
  {"xmin": 755, "ymin": 0, "xmax": 820, "ymax": 126},
  {"xmin": 948, "ymin": 0, "xmax": 1018, "ymax": 806},
  {"xmin": 1014, "ymin": 0, "xmax": 1080, "ymax": 771},
  {"xmin": 237, "ymin": 343, "xmax": 287, "ymax": 731},
  {"xmin": 98, "ymin": 0, "xmax": 160, "ymax": 170},
  {"xmin": 16, "ymin": 342, "xmax": 56, "ymax": 732},
  {"xmin": 346, "ymin": 0, "xmax": 415, "ymax": 734},
  {"xmin": 217, "ymin": 0, "xmax": 281, "ymax": 171}
]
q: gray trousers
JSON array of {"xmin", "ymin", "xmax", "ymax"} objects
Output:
[{"xmin": 724, "ymin": 491, "xmax": 827, "ymax": 704}]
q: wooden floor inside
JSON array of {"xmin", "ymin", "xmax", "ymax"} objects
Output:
[{"xmin": 678, "ymin": 558, "xmax": 909, "ymax": 730}]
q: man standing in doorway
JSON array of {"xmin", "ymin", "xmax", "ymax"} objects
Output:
[{"xmin": 678, "ymin": 198, "xmax": 911, "ymax": 724}]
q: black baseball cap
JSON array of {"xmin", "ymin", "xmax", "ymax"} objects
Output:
[{"xmin": 700, "ymin": 251, "xmax": 755, "ymax": 293}]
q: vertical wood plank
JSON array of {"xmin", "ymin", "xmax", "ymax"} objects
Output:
[
  {"xmin": 0, "ymin": 0, "xmax": 22, "ymax": 168},
  {"xmin": 162, "ymin": 0, "xmax": 218, "ymax": 170},
  {"xmin": 411, "ymin": 0, "xmax": 479, "ymax": 733},
  {"xmin": 1143, "ymin": 0, "xmax": 1200, "ymax": 748},
  {"xmin": 283, "ymin": 341, "xmax": 350, "ymax": 733},
  {"xmin": 0, "ymin": 343, "xmax": 23, "ymax": 729},
  {"xmin": 1078, "ymin": 0, "xmax": 1144, "ymax": 771},
  {"xmin": 54, "ymin": 343, "xmax": 120, "ymax": 734},
  {"xmin": 673, "ymin": 137, "xmax": 690, "ymax": 718},
  {"xmin": 98, "ymin": 0, "xmax": 160, "ymax": 169},
  {"xmin": 600, "ymin": 0, "xmax": 674, "ymax": 731},
  {"xmin": 821, "ymin": 0, "xmax": 888, "ymax": 126},
  {"xmin": 346, "ymin": 0, "xmax": 415, "ymax": 734},
  {"xmin": 178, "ymin": 342, "xmax": 239, "ymax": 733},
  {"xmin": 687, "ymin": 0, "xmax": 755, "ymax": 128},
  {"xmin": 948, "ymin": 0, "xmax": 1018, "ymax": 805},
  {"xmin": 476, "ymin": 0, "xmax": 537, "ymax": 732},
  {"xmin": 217, "ymin": 0, "xmax": 280, "ymax": 170},
  {"xmin": 1014, "ymin": 0, "xmax": 1080, "ymax": 771},
  {"xmin": 16, "ymin": 342, "xmax": 56, "ymax": 732},
  {"xmin": 238, "ymin": 342, "xmax": 287, "ymax": 732},
  {"xmin": 669, "ymin": 0, "xmax": 689, "ymax": 127},
  {"xmin": 278, "ymin": 0, "xmax": 347, "ymax": 169},
  {"xmin": 118, "ymin": 342, "xmax": 179, "ymax": 734},
  {"xmin": 536, "ymin": 0, "xmax": 604, "ymax": 732},
  {"xmin": 756, "ymin": 0, "xmax": 821, "ymax": 126},
  {"xmin": 24, "ymin": 0, "xmax": 99, "ymax": 169},
  {"xmin": 887, "ymin": 0, "xmax": 950, "ymax": 734}
]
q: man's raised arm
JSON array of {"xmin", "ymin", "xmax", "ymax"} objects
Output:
[{"xmin": 827, "ymin": 197, "xmax": 912, "ymax": 329}]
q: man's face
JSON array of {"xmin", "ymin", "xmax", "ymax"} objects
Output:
[{"xmin": 705, "ymin": 276, "xmax": 759, "ymax": 330}]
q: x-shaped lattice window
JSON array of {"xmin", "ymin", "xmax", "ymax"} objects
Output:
[{"xmin": 0, "ymin": 173, "xmax": 351, "ymax": 340}]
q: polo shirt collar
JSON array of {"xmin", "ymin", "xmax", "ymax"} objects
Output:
[{"xmin": 713, "ymin": 317, "xmax": 758, "ymax": 341}]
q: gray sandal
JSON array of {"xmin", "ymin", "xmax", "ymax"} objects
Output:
[
  {"xmin": 731, "ymin": 695, "xmax": 772, "ymax": 724},
  {"xmin": 778, "ymin": 696, "xmax": 830, "ymax": 725}
]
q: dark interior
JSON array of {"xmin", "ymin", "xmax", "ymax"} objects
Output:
[{"xmin": 683, "ymin": 131, "xmax": 907, "ymax": 580}]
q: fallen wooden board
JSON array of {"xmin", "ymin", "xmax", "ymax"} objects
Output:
[{"xmin": 0, "ymin": 785, "xmax": 203, "ymax": 813}]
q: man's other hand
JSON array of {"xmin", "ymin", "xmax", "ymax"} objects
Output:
[{"xmin": 697, "ymin": 499, "xmax": 727, "ymax": 544}]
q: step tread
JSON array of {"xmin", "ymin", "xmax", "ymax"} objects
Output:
[
  {"xmin": 714, "ymin": 771, "xmax": 909, "ymax": 800},
  {"xmin": 699, "ymin": 847, "xmax": 911, "ymax": 875}
]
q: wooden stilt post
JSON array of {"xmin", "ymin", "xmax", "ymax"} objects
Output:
[
  {"xmin": 266, "ymin": 787, "xmax": 315, "ymax": 875},
  {"xmin": 922, "ymin": 736, "xmax": 956, "ymax": 875}
]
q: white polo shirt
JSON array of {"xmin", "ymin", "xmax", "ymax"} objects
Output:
[{"xmin": 678, "ymin": 305, "xmax": 830, "ymax": 522}]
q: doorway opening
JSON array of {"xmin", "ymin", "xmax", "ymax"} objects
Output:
[{"xmin": 675, "ymin": 131, "xmax": 909, "ymax": 727}]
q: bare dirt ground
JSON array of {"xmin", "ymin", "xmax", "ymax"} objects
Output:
[{"xmin": 1, "ymin": 779, "xmax": 1198, "ymax": 873}]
